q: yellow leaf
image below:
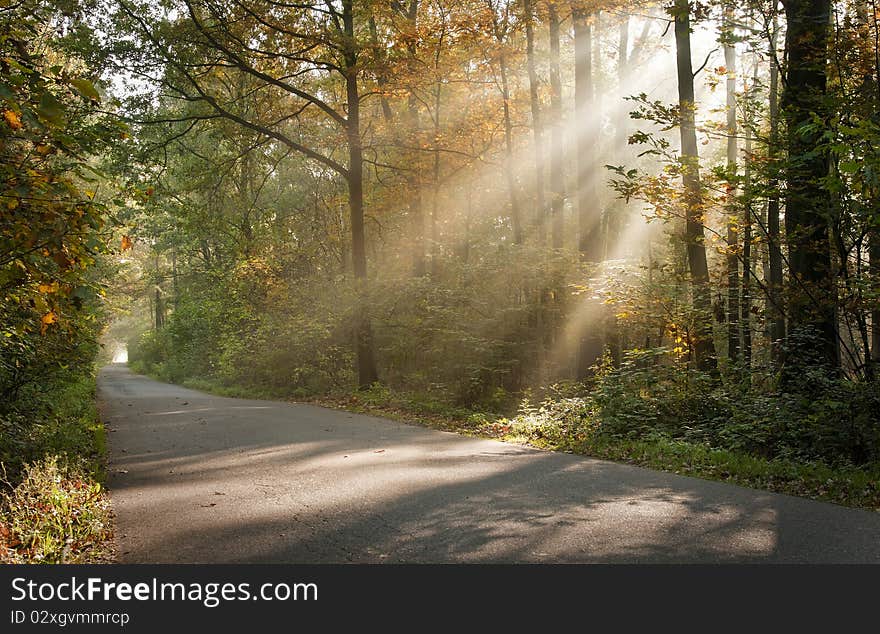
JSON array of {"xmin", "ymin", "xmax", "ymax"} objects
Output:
[
  {"xmin": 3, "ymin": 109, "xmax": 22, "ymax": 130},
  {"xmin": 38, "ymin": 282, "xmax": 58, "ymax": 293},
  {"xmin": 40, "ymin": 311, "xmax": 57, "ymax": 335},
  {"xmin": 121, "ymin": 235, "xmax": 133, "ymax": 251}
]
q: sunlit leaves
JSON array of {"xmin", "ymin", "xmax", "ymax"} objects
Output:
[
  {"xmin": 40, "ymin": 311, "xmax": 57, "ymax": 334},
  {"xmin": 3, "ymin": 109, "xmax": 22, "ymax": 129},
  {"xmin": 69, "ymin": 78, "xmax": 100, "ymax": 102},
  {"xmin": 0, "ymin": 0, "xmax": 122, "ymax": 409}
]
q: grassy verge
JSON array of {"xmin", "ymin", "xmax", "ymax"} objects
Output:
[
  {"xmin": 0, "ymin": 372, "xmax": 115, "ymax": 563},
  {"xmin": 178, "ymin": 377, "xmax": 289, "ymax": 400},
  {"xmin": 135, "ymin": 371, "xmax": 880, "ymax": 512}
]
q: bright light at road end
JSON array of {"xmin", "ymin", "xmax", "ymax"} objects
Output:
[{"xmin": 113, "ymin": 346, "xmax": 128, "ymax": 363}]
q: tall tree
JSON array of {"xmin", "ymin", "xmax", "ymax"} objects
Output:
[
  {"xmin": 547, "ymin": 1, "xmax": 565, "ymax": 249},
  {"xmin": 574, "ymin": 6, "xmax": 599, "ymax": 258},
  {"xmin": 488, "ymin": 0, "xmax": 524, "ymax": 244},
  {"xmin": 781, "ymin": 0, "xmax": 839, "ymax": 375},
  {"xmin": 723, "ymin": 7, "xmax": 740, "ymax": 363},
  {"xmin": 573, "ymin": 5, "xmax": 603, "ymax": 377},
  {"xmin": 672, "ymin": 0, "xmax": 717, "ymax": 371},
  {"xmin": 342, "ymin": 0, "xmax": 380, "ymax": 386},
  {"xmin": 766, "ymin": 10, "xmax": 786, "ymax": 363},
  {"xmin": 523, "ymin": 0, "xmax": 547, "ymax": 242},
  {"xmin": 401, "ymin": 1, "xmax": 428, "ymax": 276},
  {"xmin": 742, "ymin": 59, "xmax": 758, "ymax": 371}
]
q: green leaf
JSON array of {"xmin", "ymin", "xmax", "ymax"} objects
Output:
[
  {"xmin": 37, "ymin": 92, "xmax": 66, "ymax": 127},
  {"xmin": 70, "ymin": 78, "xmax": 100, "ymax": 102},
  {"xmin": 2, "ymin": 56, "xmax": 34, "ymax": 75},
  {"xmin": 79, "ymin": 163, "xmax": 106, "ymax": 178}
]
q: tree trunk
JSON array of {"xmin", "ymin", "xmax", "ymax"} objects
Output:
[
  {"xmin": 499, "ymin": 49, "xmax": 523, "ymax": 245},
  {"xmin": 767, "ymin": 12, "xmax": 786, "ymax": 364},
  {"xmin": 607, "ymin": 13, "xmax": 629, "ymax": 257},
  {"xmin": 573, "ymin": 7, "xmax": 602, "ymax": 378},
  {"xmin": 430, "ymin": 80, "xmax": 442, "ymax": 276},
  {"xmin": 343, "ymin": 0, "xmax": 379, "ymax": 387},
  {"xmin": 154, "ymin": 286, "xmax": 164, "ymax": 330},
  {"xmin": 405, "ymin": 2, "xmax": 426, "ymax": 276},
  {"xmin": 872, "ymin": 234, "xmax": 880, "ymax": 364},
  {"xmin": 724, "ymin": 12, "xmax": 740, "ymax": 363},
  {"xmin": 742, "ymin": 62, "xmax": 755, "ymax": 371},
  {"xmin": 592, "ymin": 11, "xmax": 606, "ymax": 258},
  {"xmin": 171, "ymin": 246, "xmax": 178, "ymax": 309},
  {"xmin": 868, "ymin": 6, "xmax": 880, "ymax": 368},
  {"xmin": 368, "ymin": 15, "xmax": 394, "ymax": 122},
  {"xmin": 548, "ymin": 2, "xmax": 565, "ymax": 250},
  {"xmin": 408, "ymin": 90, "xmax": 426, "ymax": 276},
  {"xmin": 523, "ymin": 0, "xmax": 546, "ymax": 243},
  {"xmin": 673, "ymin": 0, "xmax": 718, "ymax": 372},
  {"xmin": 604, "ymin": 11, "xmax": 629, "ymax": 366},
  {"xmin": 781, "ymin": 0, "xmax": 839, "ymax": 376},
  {"xmin": 574, "ymin": 8, "xmax": 599, "ymax": 258}
]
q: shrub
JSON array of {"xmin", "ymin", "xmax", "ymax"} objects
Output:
[
  {"xmin": 0, "ymin": 457, "xmax": 113, "ymax": 564},
  {"xmin": 589, "ymin": 350, "xmax": 880, "ymax": 466}
]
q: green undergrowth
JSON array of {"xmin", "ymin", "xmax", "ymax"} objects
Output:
[
  {"xmin": 0, "ymin": 372, "xmax": 115, "ymax": 563},
  {"xmin": 178, "ymin": 376, "xmax": 288, "ymax": 400}
]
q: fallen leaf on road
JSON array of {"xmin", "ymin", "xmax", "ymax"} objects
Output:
[
  {"xmin": 200, "ymin": 503, "xmax": 216, "ymax": 508},
  {"xmin": 374, "ymin": 449, "xmax": 385, "ymax": 454}
]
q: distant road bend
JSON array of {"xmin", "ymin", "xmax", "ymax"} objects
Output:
[{"xmin": 99, "ymin": 364, "xmax": 880, "ymax": 563}]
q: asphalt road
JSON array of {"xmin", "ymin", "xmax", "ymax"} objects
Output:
[{"xmin": 99, "ymin": 364, "xmax": 880, "ymax": 563}]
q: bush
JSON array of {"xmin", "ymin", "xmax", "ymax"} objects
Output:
[
  {"xmin": 0, "ymin": 457, "xmax": 113, "ymax": 563},
  {"xmin": 0, "ymin": 373, "xmax": 105, "ymax": 484},
  {"xmin": 0, "ymin": 367, "xmax": 112, "ymax": 564},
  {"xmin": 589, "ymin": 349, "xmax": 880, "ymax": 466}
]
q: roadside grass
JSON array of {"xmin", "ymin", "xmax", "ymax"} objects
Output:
[
  {"xmin": 0, "ymin": 372, "xmax": 115, "ymax": 563},
  {"xmin": 179, "ymin": 377, "xmax": 287, "ymax": 400},
  {"xmin": 134, "ymin": 370, "xmax": 880, "ymax": 512}
]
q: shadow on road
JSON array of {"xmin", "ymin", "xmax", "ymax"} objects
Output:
[{"xmin": 99, "ymin": 365, "xmax": 880, "ymax": 563}]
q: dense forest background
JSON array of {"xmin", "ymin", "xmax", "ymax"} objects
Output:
[{"xmin": 2, "ymin": 0, "xmax": 880, "ymax": 561}]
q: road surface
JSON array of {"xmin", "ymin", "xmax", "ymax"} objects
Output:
[{"xmin": 99, "ymin": 364, "xmax": 880, "ymax": 563}]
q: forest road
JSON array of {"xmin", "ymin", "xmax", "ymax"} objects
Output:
[{"xmin": 99, "ymin": 364, "xmax": 880, "ymax": 563}]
